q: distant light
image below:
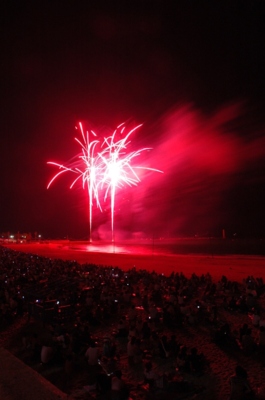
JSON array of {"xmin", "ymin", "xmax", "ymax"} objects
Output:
[
  {"xmin": 38, "ymin": 235, "xmax": 42, "ymax": 238},
  {"xmin": 10, "ymin": 235, "xmax": 14, "ymax": 239}
]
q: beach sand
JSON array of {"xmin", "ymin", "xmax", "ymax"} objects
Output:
[{"xmin": 4, "ymin": 241, "xmax": 265, "ymax": 281}]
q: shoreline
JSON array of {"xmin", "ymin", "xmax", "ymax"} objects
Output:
[{"xmin": 3, "ymin": 242, "xmax": 265, "ymax": 282}]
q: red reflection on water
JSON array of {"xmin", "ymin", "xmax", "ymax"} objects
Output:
[{"xmin": 68, "ymin": 242, "xmax": 159, "ymax": 255}]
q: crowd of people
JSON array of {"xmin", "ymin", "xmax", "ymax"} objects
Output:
[{"xmin": 1, "ymin": 245, "xmax": 265, "ymax": 399}]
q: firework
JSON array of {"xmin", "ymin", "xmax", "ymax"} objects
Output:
[
  {"xmin": 99, "ymin": 123, "xmax": 162, "ymax": 241},
  {"xmin": 47, "ymin": 122, "xmax": 104, "ymax": 241},
  {"xmin": 47, "ymin": 122, "xmax": 163, "ymax": 241}
]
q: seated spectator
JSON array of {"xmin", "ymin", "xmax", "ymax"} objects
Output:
[
  {"xmin": 257, "ymin": 386, "xmax": 265, "ymax": 399},
  {"xmin": 160, "ymin": 335, "xmax": 170, "ymax": 358},
  {"xmin": 127, "ymin": 336, "xmax": 136, "ymax": 366},
  {"xmin": 150, "ymin": 331, "xmax": 161, "ymax": 357},
  {"xmin": 96, "ymin": 372, "xmax": 111, "ymax": 393},
  {"xmin": 169, "ymin": 291, "xmax": 177, "ymax": 305},
  {"xmin": 85, "ymin": 341, "xmax": 99, "ymax": 366},
  {"xmin": 178, "ymin": 292, "xmax": 185, "ymax": 305},
  {"xmin": 128, "ymin": 323, "xmax": 136, "ymax": 339},
  {"xmin": 208, "ymin": 303, "xmax": 218, "ymax": 322},
  {"xmin": 246, "ymin": 294, "xmax": 256, "ymax": 311},
  {"xmin": 149, "ymin": 304, "xmax": 159, "ymax": 324},
  {"xmin": 188, "ymin": 310, "xmax": 198, "ymax": 325},
  {"xmin": 135, "ymin": 317, "xmax": 143, "ymax": 337},
  {"xmin": 128, "ymin": 305, "xmax": 136, "ymax": 323},
  {"xmin": 163, "ymin": 304, "xmax": 175, "ymax": 328},
  {"xmin": 180, "ymin": 302, "xmax": 190, "ymax": 317},
  {"xmin": 246, "ymin": 283, "xmax": 257, "ymax": 298},
  {"xmin": 167, "ymin": 334, "xmax": 180, "ymax": 357},
  {"xmin": 83, "ymin": 370, "xmax": 97, "ymax": 393},
  {"xmin": 41, "ymin": 340, "xmax": 54, "ymax": 364},
  {"xmin": 133, "ymin": 338, "xmax": 143, "ymax": 364},
  {"xmin": 141, "ymin": 320, "xmax": 151, "ymax": 341},
  {"xmin": 250, "ymin": 309, "xmax": 260, "ymax": 327},
  {"xmin": 259, "ymin": 315, "xmax": 265, "ymax": 328},
  {"xmin": 143, "ymin": 361, "xmax": 162, "ymax": 390},
  {"xmin": 237, "ymin": 296, "xmax": 248, "ymax": 313},
  {"xmin": 176, "ymin": 346, "xmax": 188, "ymax": 372},
  {"xmin": 229, "ymin": 365, "xmax": 253, "ymax": 400},
  {"xmin": 30, "ymin": 333, "xmax": 42, "ymax": 362},
  {"xmin": 22, "ymin": 332, "xmax": 31, "ymax": 350},
  {"xmin": 214, "ymin": 323, "xmax": 232, "ymax": 346},
  {"xmin": 239, "ymin": 324, "xmax": 249, "ymax": 343},
  {"xmin": 64, "ymin": 354, "xmax": 74, "ymax": 376},
  {"xmin": 242, "ymin": 329, "xmax": 256, "ymax": 356},
  {"xmin": 188, "ymin": 347, "xmax": 204, "ymax": 374},
  {"xmin": 257, "ymin": 326, "xmax": 265, "ymax": 350},
  {"xmin": 111, "ymin": 370, "xmax": 129, "ymax": 400},
  {"xmin": 102, "ymin": 336, "xmax": 112, "ymax": 358},
  {"xmin": 142, "ymin": 294, "xmax": 149, "ymax": 311},
  {"xmin": 117, "ymin": 317, "xmax": 128, "ymax": 338},
  {"xmin": 228, "ymin": 296, "xmax": 237, "ymax": 311}
]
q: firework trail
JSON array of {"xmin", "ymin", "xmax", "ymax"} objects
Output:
[
  {"xmin": 47, "ymin": 122, "xmax": 163, "ymax": 241},
  {"xmin": 99, "ymin": 123, "xmax": 162, "ymax": 241},
  {"xmin": 47, "ymin": 122, "xmax": 104, "ymax": 241}
]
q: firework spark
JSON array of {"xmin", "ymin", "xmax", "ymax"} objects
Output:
[
  {"xmin": 47, "ymin": 122, "xmax": 163, "ymax": 241},
  {"xmin": 47, "ymin": 122, "xmax": 104, "ymax": 241},
  {"xmin": 99, "ymin": 123, "xmax": 162, "ymax": 241}
]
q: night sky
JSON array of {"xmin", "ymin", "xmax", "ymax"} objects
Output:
[{"xmin": 1, "ymin": 1, "xmax": 265, "ymax": 240}]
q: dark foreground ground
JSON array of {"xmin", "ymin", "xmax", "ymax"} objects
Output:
[{"xmin": 1, "ymin": 241, "xmax": 265, "ymax": 400}]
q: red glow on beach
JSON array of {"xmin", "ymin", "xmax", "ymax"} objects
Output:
[{"xmin": 4, "ymin": 240, "xmax": 265, "ymax": 283}]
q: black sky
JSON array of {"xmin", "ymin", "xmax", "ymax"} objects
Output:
[{"xmin": 1, "ymin": 1, "xmax": 265, "ymax": 239}]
